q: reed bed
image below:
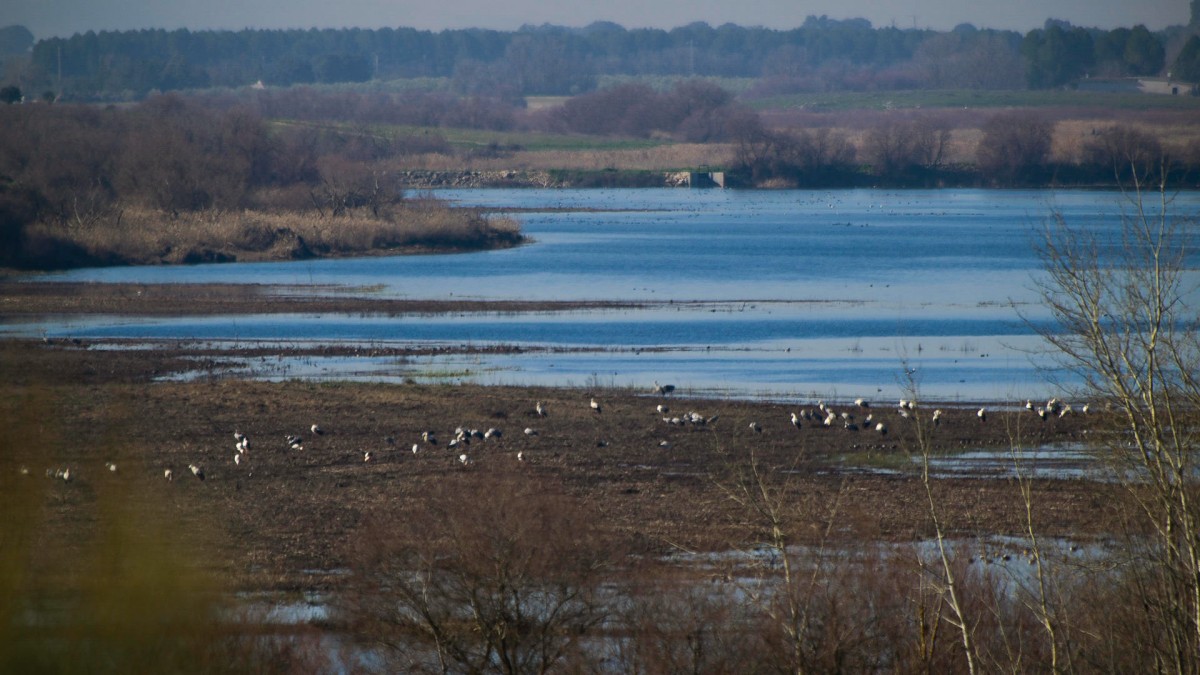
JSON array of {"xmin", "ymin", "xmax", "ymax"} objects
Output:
[{"xmin": 22, "ymin": 200, "xmax": 523, "ymax": 267}]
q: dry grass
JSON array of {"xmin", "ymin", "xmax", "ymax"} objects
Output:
[{"xmin": 23, "ymin": 201, "xmax": 523, "ymax": 267}]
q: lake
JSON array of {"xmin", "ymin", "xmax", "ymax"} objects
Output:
[{"xmin": 8, "ymin": 188, "xmax": 1197, "ymax": 402}]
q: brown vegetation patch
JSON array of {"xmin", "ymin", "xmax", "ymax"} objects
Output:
[{"xmin": 0, "ymin": 338, "xmax": 1125, "ymax": 594}]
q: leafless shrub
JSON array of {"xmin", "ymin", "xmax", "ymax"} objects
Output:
[
  {"xmin": 1081, "ymin": 124, "xmax": 1167, "ymax": 183},
  {"xmin": 343, "ymin": 473, "xmax": 614, "ymax": 674},
  {"xmin": 732, "ymin": 127, "xmax": 857, "ymax": 186},
  {"xmin": 975, "ymin": 111, "xmax": 1053, "ymax": 185},
  {"xmin": 614, "ymin": 568, "xmax": 767, "ymax": 674},
  {"xmin": 863, "ymin": 115, "xmax": 953, "ymax": 177}
]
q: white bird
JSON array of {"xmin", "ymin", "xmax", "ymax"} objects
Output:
[
  {"xmin": 234, "ymin": 454, "xmax": 241, "ymax": 466},
  {"xmin": 790, "ymin": 412, "xmax": 802, "ymax": 429},
  {"xmin": 524, "ymin": 427, "xmax": 538, "ymax": 436},
  {"xmin": 311, "ymin": 424, "xmax": 324, "ymax": 435},
  {"xmin": 657, "ymin": 404, "xmax": 669, "ymax": 414},
  {"xmin": 1025, "ymin": 400, "xmax": 1034, "ymax": 411},
  {"xmin": 875, "ymin": 422, "xmax": 888, "ymax": 435},
  {"xmin": 659, "ymin": 440, "xmax": 672, "ymax": 448},
  {"xmin": 448, "ymin": 438, "xmax": 460, "ymax": 449},
  {"xmin": 411, "ymin": 443, "xmax": 420, "ymax": 454},
  {"xmin": 749, "ymin": 421, "xmax": 762, "ymax": 433},
  {"xmin": 286, "ymin": 434, "xmax": 302, "ymax": 447},
  {"xmin": 517, "ymin": 451, "xmax": 524, "ymax": 462},
  {"xmin": 421, "ymin": 431, "xmax": 437, "ymax": 445},
  {"xmin": 1082, "ymin": 403, "xmax": 1090, "ymax": 414},
  {"xmin": 234, "ymin": 431, "xmax": 246, "ymax": 443},
  {"xmin": 977, "ymin": 407, "xmax": 987, "ymax": 423},
  {"xmin": 60, "ymin": 468, "xmax": 72, "ymax": 482},
  {"xmin": 535, "ymin": 401, "xmax": 546, "ymax": 417},
  {"xmin": 363, "ymin": 451, "xmax": 373, "ymax": 462},
  {"xmin": 188, "ymin": 464, "xmax": 205, "ymax": 481},
  {"xmin": 932, "ymin": 409, "xmax": 943, "ymax": 427},
  {"xmin": 590, "ymin": 398, "xmax": 602, "ymax": 413},
  {"xmin": 484, "ymin": 427, "xmax": 501, "ymax": 439},
  {"xmin": 105, "ymin": 462, "xmax": 117, "ymax": 472},
  {"xmin": 164, "ymin": 469, "xmax": 174, "ymax": 482},
  {"xmin": 855, "ymin": 398, "xmax": 870, "ymax": 408},
  {"xmin": 654, "ymin": 381, "xmax": 676, "ymax": 395},
  {"xmin": 458, "ymin": 453, "xmax": 469, "ymax": 466}
]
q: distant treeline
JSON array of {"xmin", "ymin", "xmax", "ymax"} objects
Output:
[{"xmin": 13, "ymin": 17, "xmax": 1197, "ymax": 100}]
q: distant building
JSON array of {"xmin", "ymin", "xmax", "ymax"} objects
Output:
[{"xmin": 1076, "ymin": 76, "xmax": 1195, "ymax": 96}]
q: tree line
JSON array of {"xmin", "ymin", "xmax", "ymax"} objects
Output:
[{"xmin": 9, "ymin": 17, "xmax": 1196, "ymax": 101}]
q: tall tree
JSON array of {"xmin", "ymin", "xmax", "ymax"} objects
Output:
[{"xmin": 1173, "ymin": 35, "xmax": 1200, "ymax": 82}]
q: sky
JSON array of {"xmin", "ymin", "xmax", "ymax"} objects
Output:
[{"xmin": 2, "ymin": 0, "xmax": 1191, "ymax": 41}]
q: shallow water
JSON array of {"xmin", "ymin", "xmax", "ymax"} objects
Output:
[{"xmin": 10, "ymin": 188, "xmax": 1199, "ymax": 401}]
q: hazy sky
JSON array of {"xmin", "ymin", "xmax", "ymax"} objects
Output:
[{"xmin": 3, "ymin": 0, "xmax": 1191, "ymax": 40}]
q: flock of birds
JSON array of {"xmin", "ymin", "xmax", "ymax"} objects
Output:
[{"xmin": 24, "ymin": 384, "xmax": 1088, "ymax": 486}]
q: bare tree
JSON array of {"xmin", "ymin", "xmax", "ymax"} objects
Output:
[
  {"xmin": 863, "ymin": 116, "xmax": 952, "ymax": 179},
  {"xmin": 1034, "ymin": 174, "xmax": 1200, "ymax": 672},
  {"xmin": 975, "ymin": 111, "xmax": 1053, "ymax": 185},
  {"xmin": 1081, "ymin": 124, "xmax": 1167, "ymax": 185},
  {"xmin": 344, "ymin": 474, "xmax": 613, "ymax": 674}
]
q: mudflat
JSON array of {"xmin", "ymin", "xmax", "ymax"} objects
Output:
[{"xmin": 1, "ymin": 321, "xmax": 1120, "ymax": 593}]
